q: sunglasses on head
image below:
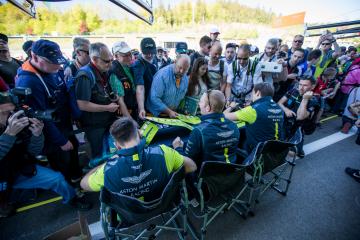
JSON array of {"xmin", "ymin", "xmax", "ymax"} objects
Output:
[{"xmin": 206, "ymin": 89, "xmax": 212, "ymax": 109}]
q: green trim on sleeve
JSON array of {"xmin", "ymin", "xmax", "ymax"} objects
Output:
[
  {"xmin": 109, "ymin": 73, "xmax": 125, "ymax": 97},
  {"xmin": 160, "ymin": 145, "xmax": 184, "ymax": 174},
  {"xmin": 234, "ymin": 106, "xmax": 257, "ymax": 124},
  {"xmin": 88, "ymin": 164, "xmax": 105, "ymax": 192}
]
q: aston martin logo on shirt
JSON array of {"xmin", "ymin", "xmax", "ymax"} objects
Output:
[{"xmin": 121, "ymin": 169, "xmax": 152, "ymax": 184}]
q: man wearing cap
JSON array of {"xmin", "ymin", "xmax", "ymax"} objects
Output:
[
  {"xmin": 154, "ymin": 46, "xmax": 168, "ymax": 70},
  {"xmin": 210, "ymin": 26, "xmax": 220, "ymax": 44},
  {"xmin": 22, "ymin": 40, "xmax": 33, "ymax": 61},
  {"xmin": 109, "ymin": 41, "xmax": 136, "ymax": 119},
  {"xmin": 147, "ymin": 54, "xmax": 190, "ymax": 118},
  {"xmin": 163, "ymin": 48, "xmax": 172, "ymax": 65},
  {"xmin": 175, "ymin": 42, "xmax": 188, "ymax": 57},
  {"xmin": 16, "ymin": 39, "xmax": 85, "ymax": 190},
  {"xmin": 133, "ymin": 37, "xmax": 158, "ymax": 119},
  {"xmin": 0, "ymin": 42, "xmax": 22, "ymax": 89},
  {"xmin": 75, "ymin": 42, "xmax": 119, "ymax": 163}
]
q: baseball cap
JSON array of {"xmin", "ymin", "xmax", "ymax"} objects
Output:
[
  {"xmin": 22, "ymin": 40, "xmax": 34, "ymax": 53},
  {"xmin": 175, "ymin": 42, "xmax": 188, "ymax": 54},
  {"xmin": 32, "ymin": 39, "xmax": 67, "ymax": 65},
  {"xmin": 0, "ymin": 33, "xmax": 8, "ymax": 44},
  {"xmin": 210, "ymin": 26, "xmax": 220, "ymax": 34},
  {"xmin": 156, "ymin": 46, "xmax": 164, "ymax": 52},
  {"xmin": 112, "ymin": 41, "xmax": 131, "ymax": 54},
  {"xmin": 140, "ymin": 38, "xmax": 156, "ymax": 55}
]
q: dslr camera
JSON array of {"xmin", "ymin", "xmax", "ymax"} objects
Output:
[{"xmin": 10, "ymin": 87, "xmax": 57, "ymax": 122}]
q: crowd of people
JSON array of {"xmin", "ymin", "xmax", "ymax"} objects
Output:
[{"xmin": 1, "ymin": 28, "xmax": 360, "ymax": 222}]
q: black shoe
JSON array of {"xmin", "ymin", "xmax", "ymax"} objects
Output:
[
  {"xmin": 297, "ymin": 149, "xmax": 305, "ymax": 158},
  {"xmin": 0, "ymin": 202, "xmax": 15, "ymax": 218},
  {"xmin": 345, "ymin": 167, "xmax": 360, "ymax": 183},
  {"xmin": 69, "ymin": 197, "xmax": 92, "ymax": 211},
  {"xmin": 356, "ymin": 135, "xmax": 360, "ymax": 145}
]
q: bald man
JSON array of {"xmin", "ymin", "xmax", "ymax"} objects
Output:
[
  {"xmin": 208, "ymin": 42, "xmax": 227, "ymax": 92},
  {"xmin": 147, "ymin": 54, "xmax": 190, "ymax": 117}
]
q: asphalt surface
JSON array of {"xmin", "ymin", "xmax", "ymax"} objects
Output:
[{"xmin": 1, "ymin": 117, "xmax": 360, "ymax": 240}]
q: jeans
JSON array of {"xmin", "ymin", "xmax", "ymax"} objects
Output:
[{"xmin": 12, "ymin": 165, "xmax": 76, "ymax": 203}]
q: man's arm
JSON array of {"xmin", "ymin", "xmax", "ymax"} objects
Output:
[
  {"xmin": 184, "ymin": 128, "xmax": 203, "ymax": 166},
  {"xmin": 161, "ymin": 145, "xmax": 197, "ymax": 174},
  {"xmin": 278, "ymin": 96, "xmax": 296, "ymax": 118},
  {"xmin": 296, "ymin": 91, "xmax": 313, "ymax": 120},
  {"xmin": 80, "ymin": 163, "xmax": 105, "ymax": 192},
  {"xmin": 0, "ymin": 134, "xmax": 16, "ymax": 161},
  {"xmin": 77, "ymin": 100, "xmax": 117, "ymax": 113},
  {"xmin": 136, "ymin": 85, "xmax": 146, "ymax": 118},
  {"xmin": 148, "ymin": 73, "xmax": 170, "ymax": 116},
  {"xmin": 225, "ymin": 106, "xmax": 257, "ymax": 123}
]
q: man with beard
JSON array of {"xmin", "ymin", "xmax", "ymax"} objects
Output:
[{"xmin": 147, "ymin": 54, "xmax": 190, "ymax": 118}]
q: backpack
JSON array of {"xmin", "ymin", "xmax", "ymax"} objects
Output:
[{"xmin": 230, "ymin": 59, "xmax": 258, "ymax": 98}]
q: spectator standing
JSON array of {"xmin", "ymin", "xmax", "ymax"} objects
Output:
[
  {"xmin": 147, "ymin": 54, "xmax": 190, "ymax": 118},
  {"xmin": 133, "ymin": 38, "xmax": 157, "ymax": 119}
]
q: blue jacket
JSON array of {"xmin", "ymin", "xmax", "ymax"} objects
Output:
[
  {"xmin": 16, "ymin": 60, "xmax": 74, "ymax": 147},
  {"xmin": 183, "ymin": 113, "xmax": 240, "ymax": 166}
]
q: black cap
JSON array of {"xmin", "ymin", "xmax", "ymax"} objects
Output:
[
  {"xmin": 22, "ymin": 40, "xmax": 34, "ymax": 53},
  {"xmin": 0, "ymin": 33, "xmax": 8, "ymax": 43},
  {"xmin": 175, "ymin": 42, "xmax": 188, "ymax": 54},
  {"xmin": 140, "ymin": 38, "xmax": 156, "ymax": 55}
]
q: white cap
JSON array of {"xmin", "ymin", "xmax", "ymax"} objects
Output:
[
  {"xmin": 210, "ymin": 26, "xmax": 220, "ymax": 34},
  {"xmin": 112, "ymin": 41, "xmax": 131, "ymax": 54}
]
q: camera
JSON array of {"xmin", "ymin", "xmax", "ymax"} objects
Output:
[{"xmin": 10, "ymin": 87, "xmax": 57, "ymax": 122}]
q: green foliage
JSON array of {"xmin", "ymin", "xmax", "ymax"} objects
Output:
[{"xmin": 0, "ymin": 1, "xmax": 274, "ymax": 35}]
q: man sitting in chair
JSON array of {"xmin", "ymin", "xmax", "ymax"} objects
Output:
[
  {"xmin": 224, "ymin": 82, "xmax": 285, "ymax": 155},
  {"xmin": 172, "ymin": 90, "xmax": 240, "ymax": 166},
  {"xmin": 80, "ymin": 117, "xmax": 197, "ymax": 201}
]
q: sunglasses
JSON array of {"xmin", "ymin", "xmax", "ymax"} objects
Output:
[
  {"xmin": 294, "ymin": 40, "xmax": 303, "ymax": 43},
  {"xmin": 96, "ymin": 56, "xmax": 112, "ymax": 64},
  {"xmin": 321, "ymin": 42, "xmax": 331, "ymax": 46},
  {"xmin": 0, "ymin": 49, "xmax": 9, "ymax": 53},
  {"xmin": 237, "ymin": 57, "xmax": 249, "ymax": 61},
  {"xmin": 120, "ymin": 53, "xmax": 132, "ymax": 58},
  {"xmin": 78, "ymin": 49, "xmax": 89, "ymax": 55},
  {"xmin": 206, "ymin": 89, "xmax": 212, "ymax": 109}
]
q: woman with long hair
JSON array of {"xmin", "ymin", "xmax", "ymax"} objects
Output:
[{"xmin": 187, "ymin": 57, "xmax": 210, "ymax": 99}]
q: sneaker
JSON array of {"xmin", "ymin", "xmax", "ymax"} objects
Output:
[
  {"xmin": 345, "ymin": 167, "xmax": 360, "ymax": 183},
  {"xmin": 297, "ymin": 149, "xmax": 305, "ymax": 158},
  {"xmin": 341, "ymin": 122, "xmax": 352, "ymax": 134},
  {"xmin": 69, "ymin": 197, "xmax": 92, "ymax": 211}
]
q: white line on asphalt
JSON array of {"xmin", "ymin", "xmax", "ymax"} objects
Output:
[{"xmin": 303, "ymin": 126, "xmax": 357, "ymax": 155}]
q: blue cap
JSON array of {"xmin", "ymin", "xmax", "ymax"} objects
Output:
[
  {"xmin": 176, "ymin": 42, "xmax": 188, "ymax": 54},
  {"xmin": 31, "ymin": 40, "xmax": 67, "ymax": 65}
]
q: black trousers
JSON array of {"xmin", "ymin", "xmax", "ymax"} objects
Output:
[{"xmin": 46, "ymin": 135, "xmax": 82, "ymax": 183}]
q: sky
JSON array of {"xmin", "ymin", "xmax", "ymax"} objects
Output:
[{"xmin": 35, "ymin": 0, "xmax": 360, "ymax": 24}]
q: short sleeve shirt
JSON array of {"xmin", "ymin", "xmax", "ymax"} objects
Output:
[{"xmin": 87, "ymin": 144, "xmax": 184, "ymax": 192}]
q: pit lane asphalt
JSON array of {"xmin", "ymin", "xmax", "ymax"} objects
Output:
[{"xmin": 1, "ymin": 117, "xmax": 359, "ymax": 240}]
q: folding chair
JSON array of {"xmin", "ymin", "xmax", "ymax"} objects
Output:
[
  {"xmin": 100, "ymin": 166, "xmax": 189, "ymax": 240},
  {"xmin": 243, "ymin": 128, "xmax": 303, "ymax": 212},
  {"xmin": 187, "ymin": 161, "xmax": 248, "ymax": 240}
]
